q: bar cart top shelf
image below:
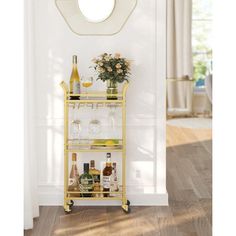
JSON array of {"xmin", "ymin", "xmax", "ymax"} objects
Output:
[{"xmin": 60, "ymin": 81, "xmax": 129, "ymax": 102}]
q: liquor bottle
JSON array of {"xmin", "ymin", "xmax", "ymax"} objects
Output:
[
  {"xmin": 70, "ymin": 55, "xmax": 81, "ymax": 100},
  {"xmin": 89, "ymin": 160, "xmax": 101, "ymax": 183},
  {"xmin": 102, "ymin": 153, "xmax": 113, "ymax": 197},
  {"xmin": 89, "ymin": 160, "xmax": 101, "ymax": 197},
  {"xmin": 68, "ymin": 153, "xmax": 79, "ymax": 191},
  {"xmin": 110, "ymin": 162, "xmax": 119, "ymax": 196},
  {"xmin": 93, "ymin": 182, "xmax": 101, "ymax": 198},
  {"xmin": 79, "ymin": 163, "xmax": 94, "ymax": 197}
]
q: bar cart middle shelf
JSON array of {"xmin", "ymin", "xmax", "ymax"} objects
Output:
[{"xmin": 60, "ymin": 81, "xmax": 130, "ymax": 213}]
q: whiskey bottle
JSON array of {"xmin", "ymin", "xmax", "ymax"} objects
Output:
[
  {"xmin": 69, "ymin": 55, "xmax": 81, "ymax": 100},
  {"xmin": 79, "ymin": 163, "xmax": 94, "ymax": 197},
  {"xmin": 102, "ymin": 153, "xmax": 112, "ymax": 197},
  {"xmin": 68, "ymin": 153, "xmax": 79, "ymax": 191},
  {"xmin": 89, "ymin": 160, "xmax": 101, "ymax": 183},
  {"xmin": 89, "ymin": 160, "xmax": 101, "ymax": 197},
  {"xmin": 110, "ymin": 162, "xmax": 119, "ymax": 196}
]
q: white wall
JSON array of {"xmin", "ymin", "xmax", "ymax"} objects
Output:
[{"xmin": 30, "ymin": 0, "xmax": 167, "ymax": 205}]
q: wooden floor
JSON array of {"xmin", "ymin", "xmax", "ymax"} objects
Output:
[{"xmin": 25, "ymin": 124, "xmax": 212, "ymax": 236}]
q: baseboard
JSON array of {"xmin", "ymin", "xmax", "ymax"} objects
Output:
[{"xmin": 38, "ymin": 186, "xmax": 168, "ymax": 206}]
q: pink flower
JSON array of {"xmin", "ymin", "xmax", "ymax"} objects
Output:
[{"xmin": 115, "ymin": 53, "xmax": 121, "ymax": 59}]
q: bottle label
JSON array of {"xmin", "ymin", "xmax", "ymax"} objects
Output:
[
  {"xmin": 79, "ymin": 178, "xmax": 93, "ymax": 192},
  {"xmin": 103, "ymin": 175, "xmax": 111, "ymax": 189},
  {"xmin": 69, "ymin": 178, "xmax": 76, "ymax": 186},
  {"xmin": 73, "ymin": 81, "xmax": 80, "ymax": 94},
  {"xmin": 93, "ymin": 174, "xmax": 100, "ymax": 183}
]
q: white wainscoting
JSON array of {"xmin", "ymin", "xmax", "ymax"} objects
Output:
[{"xmin": 30, "ymin": 0, "xmax": 167, "ymax": 206}]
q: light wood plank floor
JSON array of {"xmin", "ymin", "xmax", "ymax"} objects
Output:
[{"xmin": 25, "ymin": 124, "xmax": 212, "ymax": 236}]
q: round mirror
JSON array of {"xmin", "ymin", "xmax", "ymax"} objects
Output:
[{"xmin": 78, "ymin": 0, "xmax": 115, "ymax": 23}]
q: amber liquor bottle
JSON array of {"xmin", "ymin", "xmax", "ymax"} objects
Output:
[
  {"xmin": 102, "ymin": 153, "xmax": 113, "ymax": 197},
  {"xmin": 89, "ymin": 160, "xmax": 101, "ymax": 197}
]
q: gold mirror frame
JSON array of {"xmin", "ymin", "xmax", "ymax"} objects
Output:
[{"xmin": 55, "ymin": 0, "xmax": 137, "ymax": 36}]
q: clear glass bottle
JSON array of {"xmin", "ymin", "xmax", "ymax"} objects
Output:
[
  {"xmin": 79, "ymin": 163, "xmax": 94, "ymax": 197},
  {"xmin": 68, "ymin": 153, "xmax": 79, "ymax": 191},
  {"xmin": 102, "ymin": 153, "xmax": 112, "ymax": 197},
  {"xmin": 70, "ymin": 55, "xmax": 81, "ymax": 100},
  {"xmin": 110, "ymin": 162, "xmax": 119, "ymax": 196}
]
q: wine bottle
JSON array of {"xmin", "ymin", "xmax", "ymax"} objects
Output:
[
  {"xmin": 68, "ymin": 153, "xmax": 79, "ymax": 191},
  {"xmin": 79, "ymin": 163, "xmax": 94, "ymax": 197},
  {"xmin": 102, "ymin": 153, "xmax": 113, "ymax": 197},
  {"xmin": 70, "ymin": 55, "xmax": 81, "ymax": 100}
]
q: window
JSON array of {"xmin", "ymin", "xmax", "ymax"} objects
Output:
[{"xmin": 192, "ymin": 0, "xmax": 212, "ymax": 89}]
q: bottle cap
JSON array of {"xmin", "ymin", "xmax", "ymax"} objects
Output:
[
  {"xmin": 107, "ymin": 153, "xmax": 111, "ymax": 158},
  {"xmin": 72, "ymin": 55, "xmax": 77, "ymax": 64},
  {"xmin": 84, "ymin": 163, "xmax": 89, "ymax": 173},
  {"xmin": 90, "ymin": 160, "xmax": 95, "ymax": 168},
  {"xmin": 72, "ymin": 153, "xmax": 77, "ymax": 161}
]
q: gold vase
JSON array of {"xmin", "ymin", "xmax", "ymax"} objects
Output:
[{"xmin": 106, "ymin": 80, "xmax": 118, "ymax": 100}]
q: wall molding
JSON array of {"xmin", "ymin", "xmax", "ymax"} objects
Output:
[
  {"xmin": 38, "ymin": 190, "xmax": 168, "ymax": 206},
  {"xmin": 38, "ymin": 183, "xmax": 168, "ymax": 206}
]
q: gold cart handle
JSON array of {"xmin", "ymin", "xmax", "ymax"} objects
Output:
[
  {"xmin": 60, "ymin": 81, "xmax": 69, "ymax": 95},
  {"xmin": 122, "ymin": 82, "xmax": 129, "ymax": 98}
]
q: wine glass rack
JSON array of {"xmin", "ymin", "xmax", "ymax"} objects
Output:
[{"xmin": 60, "ymin": 81, "xmax": 130, "ymax": 213}]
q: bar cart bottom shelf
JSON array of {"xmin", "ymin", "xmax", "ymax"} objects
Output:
[{"xmin": 64, "ymin": 198, "xmax": 130, "ymax": 214}]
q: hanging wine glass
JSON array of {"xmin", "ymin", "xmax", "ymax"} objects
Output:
[
  {"xmin": 108, "ymin": 104, "xmax": 117, "ymax": 138},
  {"xmin": 88, "ymin": 103, "xmax": 101, "ymax": 139},
  {"xmin": 70, "ymin": 105, "xmax": 82, "ymax": 141}
]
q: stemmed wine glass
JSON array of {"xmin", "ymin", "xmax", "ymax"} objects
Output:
[
  {"xmin": 81, "ymin": 76, "xmax": 93, "ymax": 98},
  {"xmin": 88, "ymin": 103, "xmax": 102, "ymax": 140},
  {"xmin": 70, "ymin": 106, "xmax": 82, "ymax": 141}
]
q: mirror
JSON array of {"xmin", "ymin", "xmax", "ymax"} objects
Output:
[
  {"xmin": 78, "ymin": 0, "xmax": 116, "ymax": 23},
  {"xmin": 55, "ymin": 0, "xmax": 137, "ymax": 35}
]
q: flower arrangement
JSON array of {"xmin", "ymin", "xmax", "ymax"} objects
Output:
[{"xmin": 92, "ymin": 53, "xmax": 131, "ymax": 83}]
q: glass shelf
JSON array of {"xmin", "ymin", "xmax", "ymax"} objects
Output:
[
  {"xmin": 66, "ymin": 185, "xmax": 123, "ymax": 200},
  {"xmin": 66, "ymin": 139, "xmax": 123, "ymax": 152},
  {"xmin": 67, "ymin": 189, "xmax": 123, "ymax": 200}
]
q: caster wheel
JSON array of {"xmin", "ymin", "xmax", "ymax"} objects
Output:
[
  {"xmin": 64, "ymin": 202, "xmax": 72, "ymax": 213},
  {"xmin": 68, "ymin": 200, "xmax": 74, "ymax": 207},
  {"xmin": 64, "ymin": 207, "xmax": 72, "ymax": 214},
  {"xmin": 122, "ymin": 204, "xmax": 131, "ymax": 214}
]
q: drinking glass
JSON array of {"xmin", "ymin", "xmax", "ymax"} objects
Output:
[
  {"xmin": 70, "ymin": 120, "xmax": 82, "ymax": 141},
  {"xmin": 82, "ymin": 76, "xmax": 93, "ymax": 98}
]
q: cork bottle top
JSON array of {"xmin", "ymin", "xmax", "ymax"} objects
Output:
[
  {"xmin": 72, "ymin": 55, "xmax": 77, "ymax": 64},
  {"xmin": 72, "ymin": 153, "xmax": 77, "ymax": 161},
  {"xmin": 90, "ymin": 160, "xmax": 95, "ymax": 168},
  {"xmin": 84, "ymin": 163, "xmax": 89, "ymax": 173}
]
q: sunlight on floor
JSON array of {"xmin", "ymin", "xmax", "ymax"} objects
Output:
[{"xmin": 166, "ymin": 124, "xmax": 212, "ymax": 148}]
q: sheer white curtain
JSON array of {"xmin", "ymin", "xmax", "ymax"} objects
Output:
[
  {"xmin": 167, "ymin": 0, "xmax": 193, "ymax": 115},
  {"xmin": 24, "ymin": 0, "xmax": 39, "ymax": 229}
]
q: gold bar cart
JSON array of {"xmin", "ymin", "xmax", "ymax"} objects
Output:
[{"xmin": 60, "ymin": 81, "xmax": 130, "ymax": 213}]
